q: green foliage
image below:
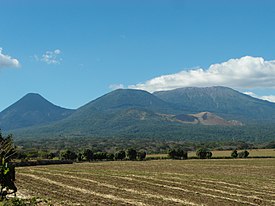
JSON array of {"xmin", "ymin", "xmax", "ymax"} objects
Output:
[
  {"xmin": 83, "ymin": 149, "xmax": 93, "ymax": 161},
  {"xmin": 114, "ymin": 150, "xmax": 126, "ymax": 160},
  {"xmin": 0, "ymin": 131, "xmax": 17, "ymax": 199},
  {"xmin": 168, "ymin": 149, "xmax": 188, "ymax": 160},
  {"xmin": 106, "ymin": 153, "xmax": 114, "ymax": 161},
  {"xmin": 126, "ymin": 148, "xmax": 137, "ymax": 160},
  {"xmin": 231, "ymin": 150, "xmax": 238, "ymax": 158},
  {"xmin": 238, "ymin": 150, "xmax": 249, "ymax": 158},
  {"xmin": 137, "ymin": 150, "xmax": 146, "ymax": 160},
  {"xmin": 60, "ymin": 150, "xmax": 77, "ymax": 161},
  {"xmin": 93, "ymin": 152, "xmax": 107, "ymax": 161},
  {"xmin": 196, "ymin": 148, "xmax": 212, "ymax": 159}
]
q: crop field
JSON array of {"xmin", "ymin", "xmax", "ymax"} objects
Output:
[{"xmin": 16, "ymin": 158, "xmax": 275, "ymax": 206}]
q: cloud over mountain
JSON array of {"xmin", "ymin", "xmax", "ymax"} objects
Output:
[
  {"xmin": 0, "ymin": 48, "xmax": 20, "ymax": 69},
  {"xmin": 129, "ymin": 56, "xmax": 275, "ymax": 92}
]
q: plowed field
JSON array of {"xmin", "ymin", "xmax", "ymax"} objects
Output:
[{"xmin": 16, "ymin": 159, "xmax": 275, "ymax": 205}]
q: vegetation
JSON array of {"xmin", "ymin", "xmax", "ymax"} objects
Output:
[
  {"xmin": 168, "ymin": 148, "xmax": 188, "ymax": 159},
  {"xmin": 0, "ymin": 131, "xmax": 17, "ymax": 200},
  {"xmin": 196, "ymin": 148, "xmax": 212, "ymax": 159}
]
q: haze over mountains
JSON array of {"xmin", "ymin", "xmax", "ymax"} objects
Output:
[{"xmin": 1, "ymin": 86, "xmax": 275, "ymax": 139}]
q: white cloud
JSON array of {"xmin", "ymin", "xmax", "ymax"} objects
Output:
[
  {"xmin": 129, "ymin": 56, "xmax": 275, "ymax": 92},
  {"xmin": 0, "ymin": 48, "xmax": 20, "ymax": 69},
  {"xmin": 109, "ymin": 84, "xmax": 125, "ymax": 90},
  {"xmin": 243, "ymin": 91, "xmax": 275, "ymax": 103},
  {"xmin": 38, "ymin": 49, "xmax": 62, "ymax": 64}
]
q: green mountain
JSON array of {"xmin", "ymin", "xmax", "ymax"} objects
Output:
[
  {"xmin": 154, "ymin": 86, "xmax": 275, "ymax": 122},
  {"xmin": 80, "ymin": 89, "xmax": 181, "ymax": 114},
  {"xmin": 0, "ymin": 93, "xmax": 74, "ymax": 130},
  {"xmin": 13, "ymin": 89, "xmax": 180, "ymax": 137},
  {"xmin": 5, "ymin": 87, "xmax": 275, "ymax": 143}
]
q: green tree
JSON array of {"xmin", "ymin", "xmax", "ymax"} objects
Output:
[
  {"xmin": 83, "ymin": 149, "xmax": 93, "ymax": 161},
  {"xmin": 137, "ymin": 150, "xmax": 146, "ymax": 160},
  {"xmin": 0, "ymin": 131, "xmax": 17, "ymax": 199},
  {"xmin": 126, "ymin": 148, "xmax": 137, "ymax": 160},
  {"xmin": 61, "ymin": 150, "xmax": 77, "ymax": 161},
  {"xmin": 77, "ymin": 152, "xmax": 83, "ymax": 162},
  {"xmin": 238, "ymin": 150, "xmax": 249, "ymax": 158},
  {"xmin": 114, "ymin": 150, "xmax": 126, "ymax": 160},
  {"xmin": 106, "ymin": 153, "xmax": 114, "ymax": 161},
  {"xmin": 168, "ymin": 149, "xmax": 177, "ymax": 159},
  {"xmin": 196, "ymin": 148, "xmax": 212, "ymax": 159},
  {"xmin": 168, "ymin": 148, "xmax": 188, "ymax": 160},
  {"xmin": 231, "ymin": 150, "xmax": 238, "ymax": 158}
]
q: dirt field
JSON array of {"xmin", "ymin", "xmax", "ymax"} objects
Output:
[{"xmin": 16, "ymin": 158, "xmax": 275, "ymax": 205}]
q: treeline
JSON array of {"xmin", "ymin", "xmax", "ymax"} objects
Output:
[{"xmin": 15, "ymin": 135, "xmax": 274, "ymax": 156}]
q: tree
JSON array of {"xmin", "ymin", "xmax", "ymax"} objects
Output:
[
  {"xmin": 106, "ymin": 153, "xmax": 114, "ymax": 161},
  {"xmin": 231, "ymin": 150, "xmax": 238, "ymax": 158},
  {"xmin": 137, "ymin": 150, "xmax": 146, "ymax": 160},
  {"xmin": 238, "ymin": 150, "xmax": 249, "ymax": 158},
  {"xmin": 60, "ymin": 150, "xmax": 77, "ymax": 161},
  {"xmin": 168, "ymin": 149, "xmax": 177, "ymax": 159},
  {"xmin": 77, "ymin": 152, "xmax": 83, "ymax": 162},
  {"xmin": 114, "ymin": 150, "xmax": 126, "ymax": 160},
  {"xmin": 196, "ymin": 148, "xmax": 212, "ymax": 159},
  {"xmin": 93, "ymin": 152, "xmax": 107, "ymax": 161},
  {"xmin": 126, "ymin": 148, "xmax": 137, "ymax": 160},
  {"xmin": 0, "ymin": 131, "xmax": 17, "ymax": 199},
  {"xmin": 83, "ymin": 149, "xmax": 93, "ymax": 161},
  {"xmin": 168, "ymin": 149, "xmax": 188, "ymax": 160}
]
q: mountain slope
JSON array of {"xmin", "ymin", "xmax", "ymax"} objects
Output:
[
  {"xmin": 175, "ymin": 112, "xmax": 243, "ymax": 126},
  {"xmin": 154, "ymin": 86, "xmax": 275, "ymax": 122},
  {"xmin": 0, "ymin": 93, "xmax": 74, "ymax": 130},
  {"xmin": 15, "ymin": 89, "xmax": 181, "ymax": 136},
  {"xmin": 77, "ymin": 89, "xmax": 181, "ymax": 114}
]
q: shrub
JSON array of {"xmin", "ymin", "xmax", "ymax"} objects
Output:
[
  {"xmin": 114, "ymin": 150, "xmax": 126, "ymax": 160},
  {"xmin": 238, "ymin": 150, "xmax": 249, "ymax": 158},
  {"xmin": 126, "ymin": 148, "xmax": 137, "ymax": 160},
  {"xmin": 137, "ymin": 150, "xmax": 146, "ymax": 160},
  {"xmin": 168, "ymin": 149, "xmax": 188, "ymax": 159},
  {"xmin": 231, "ymin": 150, "xmax": 238, "ymax": 158},
  {"xmin": 196, "ymin": 148, "xmax": 212, "ymax": 159}
]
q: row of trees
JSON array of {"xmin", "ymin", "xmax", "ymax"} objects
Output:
[
  {"xmin": 60, "ymin": 148, "xmax": 147, "ymax": 161},
  {"xmin": 231, "ymin": 150, "xmax": 250, "ymax": 158}
]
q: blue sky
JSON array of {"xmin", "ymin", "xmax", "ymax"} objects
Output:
[{"xmin": 1, "ymin": 0, "xmax": 275, "ymax": 111}]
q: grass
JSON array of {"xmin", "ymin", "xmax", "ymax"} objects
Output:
[{"xmin": 15, "ymin": 158, "xmax": 275, "ymax": 206}]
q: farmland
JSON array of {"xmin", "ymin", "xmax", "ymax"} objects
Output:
[{"xmin": 16, "ymin": 158, "xmax": 275, "ymax": 206}]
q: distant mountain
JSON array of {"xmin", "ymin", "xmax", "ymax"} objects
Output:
[
  {"xmin": 14, "ymin": 89, "xmax": 180, "ymax": 137},
  {"xmin": 154, "ymin": 86, "xmax": 275, "ymax": 122},
  {"xmin": 80, "ymin": 89, "xmax": 181, "ymax": 114},
  {"xmin": 9, "ymin": 87, "xmax": 275, "ymax": 142},
  {"xmin": 0, "ymin": 93, "xmax": 74, "ymax": 130}
]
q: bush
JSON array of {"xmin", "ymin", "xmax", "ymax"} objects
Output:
[
  {"xmin": 83, "ymin": 149, "xmax": 93, "ymax": 161},
  {"xmin": 196, "ymin": 148, "xmax": 212, "ymax": 159},
  {"xmin": 137, "ymin": 150, "xmax": 146, "ymax": 160},
  {"xmin": 231, "ymin": 150, "xmax": 238, "ymax": 158},
  {"xmin": 114, "ymin": 150, "xmax": 126, "ymax": 160},
  {"xmin": 60, "ymin": 150, "xmax": 77, "ymax": 161},
  {"xmin": 126, "ymin": 148, "xmax": 137, "ymax": 160},
  {"xmin": 238, "ymin": 150, "xmax": 249, "ymax": 158},
  {"xmin": 168, "ymin": 149, "xmax": 188, "ymax": 160}
]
